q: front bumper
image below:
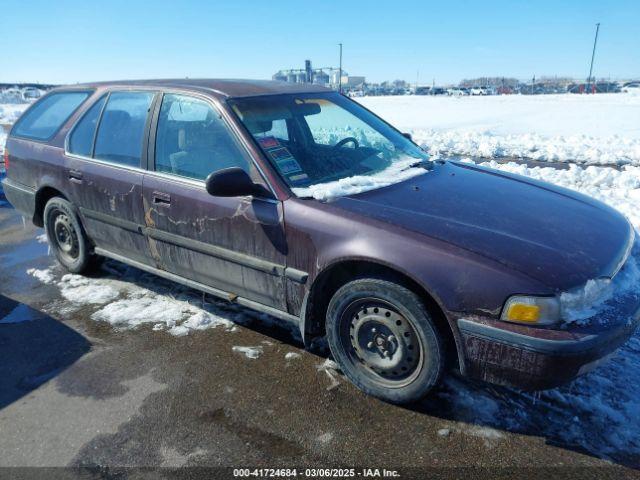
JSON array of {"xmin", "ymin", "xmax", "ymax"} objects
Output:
[{"xmin": 456, "ymin": 294, "xmax": 640, "ymax": 390}]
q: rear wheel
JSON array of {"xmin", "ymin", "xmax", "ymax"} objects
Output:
[
  {"xmin": 326, "ymin": 278, "xmax": 444, "ymax": 404},
  {"xmin": 44, "ymin": 197, "xmax": 100, "ymax": 274}
]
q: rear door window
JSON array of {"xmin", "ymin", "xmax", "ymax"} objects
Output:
[
  {"xmin": 94, "ymin": 92, "xmax": 154, "ymax": 167},
  {"xmin": 12, "ymin": 91, "xmax": 90, "ymax": 140},
  {"xmin": 68, "ymin": 95, "xmax": 107, "ymax": 157}
]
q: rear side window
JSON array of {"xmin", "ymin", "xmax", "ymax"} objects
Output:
[
  {"xmin": 68, "ymin": 95, "xmax": 107, "ymax": 157},
  {"xmin": 12, "ymin": 91, "xmax": 90, "ymax": 140},
  {"xmin": 94, "ymin": 92, "xmax": 154, "ymax": 167}
]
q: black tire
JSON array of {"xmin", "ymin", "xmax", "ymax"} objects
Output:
[
  {"xmin": 44, "ymin": 197, "xmax": 100, "ymax": 274},
  {"xmin": 326, "ymin": 278, "xmax": 444, "ymax": 404}
]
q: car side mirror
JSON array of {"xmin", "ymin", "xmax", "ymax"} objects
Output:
[
  {"xmin": 205, "ymin": 167, "xmax": 272, "ymax": 198},
  {"xmin": 402, "ymin": 132, "xmax": 412, "ymax": 141}
]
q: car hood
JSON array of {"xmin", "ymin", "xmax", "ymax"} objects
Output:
[{"xmin": 332, "ymin": 161, "xmax": 632, "ymax": 291}]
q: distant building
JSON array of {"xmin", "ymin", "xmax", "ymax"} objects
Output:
[
  {"xmin": 273, "ymin": 60, "xmax": 364, "ymax": 90},
  {"xmin": 313, "ymin": 70, "xmax": 330, "ymax": 86}
]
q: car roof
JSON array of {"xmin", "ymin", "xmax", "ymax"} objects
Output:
[{"xmin": 56, "ymin": 79, "xmax": 332, "ymax": 98}]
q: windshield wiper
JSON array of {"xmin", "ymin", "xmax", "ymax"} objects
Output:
[{"xmin": 403, "ymin": 159, "xmax": 434, "ymax": 171}]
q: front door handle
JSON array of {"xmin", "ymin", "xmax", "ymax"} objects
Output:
[
  {"xmin": 69, "ymin": 169, "xmax": 83, "ymax": 184},
  {"xmin": 152, "ymin": 191, "xmax": 171, "ymax": 206}
]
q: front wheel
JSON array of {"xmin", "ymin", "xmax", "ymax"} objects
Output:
[
  {"xmin": 44, "ymin": 197, "xmax": 100, "ymax": 274},
  {"xmin": 326, "ymin": 278, "xmax": 444, "ymax": 404}
]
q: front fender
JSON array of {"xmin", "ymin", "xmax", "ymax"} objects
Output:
[{"xmin": 284, "ymin": 197, "xmax": 552, "ymax": 343}]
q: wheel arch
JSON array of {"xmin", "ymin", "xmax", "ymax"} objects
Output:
[
  {"xmin": 33, "ymin": 185, "xmax": 69, "ymax": 227},
  {"xmin": 301, "ymin": 258, "xmax": 461, "ymax": 368}
]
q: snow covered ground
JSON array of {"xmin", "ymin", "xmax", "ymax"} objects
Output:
[
  {"xmin": 0, "ymin": 103, "xmax": 29, "ymax": 125},
  {"xmin": 358, "ymin": 93, "xmax": 640, "ymax": 166}
]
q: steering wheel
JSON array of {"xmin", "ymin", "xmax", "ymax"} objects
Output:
[{"xmin": 334, "ymin": 137, "xmax": 359, "ymax": 149}]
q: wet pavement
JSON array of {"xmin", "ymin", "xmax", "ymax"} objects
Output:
[{"xmin": 0, "ymin": 202, "xmax": 638, "ymax": 479}]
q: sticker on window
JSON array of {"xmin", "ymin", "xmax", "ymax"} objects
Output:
[
  {"xmin": 276, "ymin": 158, "xmax": 303, "ymax": 175},
  {"xmin": 288, "ymin": 173, "xmax": 309, "ymax": 185},
  {"xmin": 268, "ymin": 146, "xmax": 304, "ymax": 175},
  {"xmin": 269, "ymin": 147, "xmax": 294, "ymax": 161},
  {"xmin": 258, "ymin": 136, "xmax": 280, "ymax": 149}
]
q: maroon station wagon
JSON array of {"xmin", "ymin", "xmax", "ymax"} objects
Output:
[{"xmin": 3, "ymin": 80, "xmax": 639, "ymax": 403}]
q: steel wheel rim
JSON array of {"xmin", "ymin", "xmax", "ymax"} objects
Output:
[
  {"xmin": 50, "ymin": 209, "xmax": 79, "ymax": 263},
  {"xmin": 340, "ymin": 298, "xmax": 424, "ymax": 388}
]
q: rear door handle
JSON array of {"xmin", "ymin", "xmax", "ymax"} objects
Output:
[
  {"xmin": 152, "ymin": 191, "xmax": 171, "ymax": 206},
  {"xmin": 69, "ymin": 169, "xmax": 83, "ymax": 184}
]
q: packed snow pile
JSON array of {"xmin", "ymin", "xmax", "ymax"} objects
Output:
[
  {"xmin": 59, "ymin": 273, "xmax": 120, "ymax": 304},
  {"xmin": 232, "ymin": 345, "xmax": 264, "ymax": 359},
  {"xmin": 0, "ymin": 103, "xmax": 29, "ymax": 124},
  {"xmin": 559, "ymin": 249, "xmax": 640, "ymax": 325},
  {"xmin": 358, "ymin": 94, "xmax": 640, "ymax": 166},
  {"xmin": 292, "ymin": 157, "xmax": 429, "ymax": 200},
  {"xmin": 27, "ymin": 264, "xmax": 240, "ymax": 336},
  {"xmin": 26, "ymin": 267, "xmax": 55, "ymax": 284}
]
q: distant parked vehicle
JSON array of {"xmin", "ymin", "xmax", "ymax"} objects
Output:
[
  {"xmin": 469, "ymin": 86, "xmax": 490, "ymax": 96},
  {"xmin": 2, "ymin": 87, "xmax": 23, "ymax": 102},
  {"xmin": 595, "ymin": 82, "xmax": 621, "ymax": 93},
  {"xmin": 496, "ymin": 86, "xmax": 514, "ymax": 95},
  {"xmin": 22, "ymin": 87, "xmax": 41, "ymax": 101},
  {"xmin": 447, "ymin": 87, "xmax": 467, "ymax": 97},
  {"xmin": 429, "ymin": 87, "xmax": 447, "ymax": 96},
  {"xmin": 568, "ymin": 82, "xmax": 621, "ymax": 94},
  {"xmin": 622, "ymin": 82, "xmax": 640, "ymax": 94},
  {"xmin": 415, "ymin": 86, "xmax": 431, "ymax": 95}
]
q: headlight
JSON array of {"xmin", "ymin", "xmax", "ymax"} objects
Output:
[{"xmin": 501, "ymin": 295, "xmax": 561, "ymax": 325}]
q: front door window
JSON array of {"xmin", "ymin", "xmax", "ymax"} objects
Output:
[{"xmin": 155, "ymin": 94, "xmax": 249, "ymax": 180}]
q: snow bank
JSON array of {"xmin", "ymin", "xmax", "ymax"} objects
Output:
[
  {"xmin": 59, "ymin": 273, "xmax": 120, "ymax": 304},
  {"xmin": 0, "ymin": 103, "xmax": 29, "ymax": 124},
  {"xmin": 28, "ymin": 264, "xmax": 239, "ymax": 336},
  {"xmin": 358, "ymin": 94, "xmax": 640, "ymax": 166}
]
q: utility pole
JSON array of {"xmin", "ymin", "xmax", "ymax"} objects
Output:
[
  {"xmin": 338, "ymin": 43, "xmax": 343, "ymax": 93},
  {"xmin": 587, "ymin": 23, "xmax": 600, "ymax": 94},
  {"xmin": 532, "ymin": 75, "xmax": 535, "ymax": 94}
]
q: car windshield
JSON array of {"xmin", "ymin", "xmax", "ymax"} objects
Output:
[{"xmin": 229, "ymin": 92, "xmax": 431, "ymax": 200}]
